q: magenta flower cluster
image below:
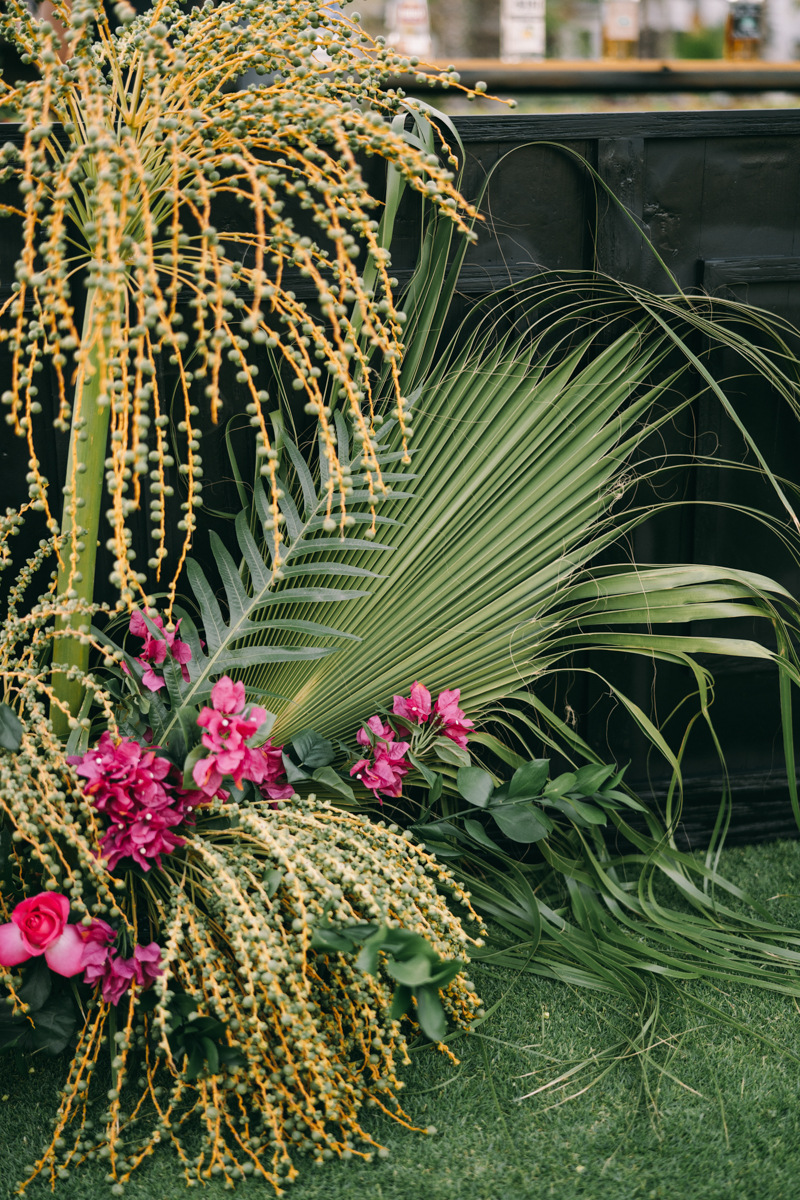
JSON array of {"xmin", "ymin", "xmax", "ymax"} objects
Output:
[
  {"xmin": 393, "ymin": 682, "xmax": 474, "ymax": 748},
  {"xmin": 0, "ymin": 893, "xmax": 162, "ymax": 1006},
  {"xmin": 81, "ymin": 922, "xmax": 163, "ymax": 1006},
  {"xmin": 350, "ymin": 715, "xmax": 411, "ymax": 800},
  {"xmin": 192, "ymin": 676, "xmax": 293, "ymax": 802},
  {"xmin": 350, "ymin": 682, "xmax": 474, "ymax": 802},
  {"xmin": 70, "ymin": 733, "xmax": 210, "ymax": 871},
  {"xmin": 70, "ymin": 676, "xmax": 292, "ymax": 874},
  {"xmin": 124, "ymin": 609, "xmax": 192, "ymax": 693}
]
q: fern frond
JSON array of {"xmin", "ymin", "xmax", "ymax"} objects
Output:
[{"xmin": 158, "ymin": 433, "xmax": 413, "ymax": 739}]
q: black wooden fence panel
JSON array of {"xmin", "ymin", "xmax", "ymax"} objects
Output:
[{"xmin": 444, "ymin": 110, "xmax": 800, "ymax": 847}]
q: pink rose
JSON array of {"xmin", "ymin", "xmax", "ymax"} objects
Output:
[
  {"xmin": 0, "ymin": 893, "xmax": 89, "ymax": 977},
  {"xmin": 12, "ymin": 892, "xmax": 69, "ymax": 953}
]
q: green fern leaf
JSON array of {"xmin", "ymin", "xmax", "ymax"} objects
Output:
[{"xmin": 160, "ymin": 433, "xmax": 411, "ymax": 739}]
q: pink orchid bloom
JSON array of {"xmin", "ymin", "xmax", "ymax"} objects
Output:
[
  {"xmin": 356, "ymin": 715, "xmax": 396, "ymax": 748},
  {"xmin": 0, "ymin": 893, "xmax": 90, "ymax": 977},
  {"xmin": 433, "ymin": 687, "xmax": 474, "ymax": 749},
  {"xmin": 392, "ymin": 682, "xmax": 432, "ymax": 726}
]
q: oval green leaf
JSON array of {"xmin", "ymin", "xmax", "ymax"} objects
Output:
[
  {"xmin": 456, "ymin": 767, "xmax": 495, "ymax": 808},
  {"xmin": 492, "ymin": 803, "xmax": 554, "ymax": 843}
]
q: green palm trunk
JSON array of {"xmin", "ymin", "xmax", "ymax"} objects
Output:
[{"xmin": 51, "ymin": 287, "xmax": 110, "ymax": 739}]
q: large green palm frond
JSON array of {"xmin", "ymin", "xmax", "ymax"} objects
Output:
[
  {"xmin": 170, "ymin": 115, "xmax": 800, "ymax": 1013},
  {"xmin": 245, "ymin": 300, "xmax": 800, "ymax": 758}
]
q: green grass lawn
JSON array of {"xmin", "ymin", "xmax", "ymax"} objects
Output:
[{"xmin": 2, "ymin": 838, "xmax": 800, "ymax": 1200}]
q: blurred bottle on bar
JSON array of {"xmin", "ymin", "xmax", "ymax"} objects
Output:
[
  {"xmin": 601, "ymin": 0, "xmax": 640, "ymax": 58},
  {"xmin": 500, "ymin": 0, "xmax": 546, "ymax": 62},
  {"xmin": 385, "ymin": 0, "xmax": 433, "ymax": 56},
  {"xmin": 724, "ymin": 0, "xmax": 763, "ymax": 58}
]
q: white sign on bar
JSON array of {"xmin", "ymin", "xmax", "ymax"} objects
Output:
[
  {"xmin": 386, "ymin": 0, "xmax": 433, "ymax": 56},
  {"xmin": 501, "ymin": 0, "xmax": 546, "ymax": 61}
]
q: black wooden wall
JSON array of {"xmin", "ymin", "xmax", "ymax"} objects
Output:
[{"xmin": 441, "ymin": 110, "xmax": 800, "ymax": 847}]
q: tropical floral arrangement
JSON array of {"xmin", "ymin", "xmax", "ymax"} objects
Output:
[
  {"xmin": 2, "ymin": 0, "xmax": 800, "ymax": 1192},
  {"xmin": 0, "ymin": 601, "xmax": 486, "ymax": 1191}
]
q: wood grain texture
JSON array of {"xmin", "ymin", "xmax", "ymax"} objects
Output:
[{"xmin": 450, "ymin": 109, "xmax": 800, "ymax": 143}]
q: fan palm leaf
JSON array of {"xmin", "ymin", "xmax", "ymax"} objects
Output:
[{"xmin": 241, "ymin": 306, "xmax": 800, "ymax": 759}]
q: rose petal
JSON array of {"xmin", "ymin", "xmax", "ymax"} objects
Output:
[
  {"xmin": 0, "ymin": 921, "xmax": 31, "ymax": 967},
  {"xmin": 44, "ymin": 924, "xmax": 90, "ymax": 977},
  {"xmin": 12, "ymin": 891, "xmax": 70, "ymax": 929}
]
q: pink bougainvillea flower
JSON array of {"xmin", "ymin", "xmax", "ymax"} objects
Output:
[
  {"xmin": 251, "ymin": 740, "xmax": 294, "ymax": 801},
  {"xmin": 350, "ymin": 740, "xmax": 411, "ymax": 802},
  {"xmin": 100, "ymin": 812, "xmax": 186, "ymax": 872},
  {"xmin": 126, "ymin": 610, "xmax": 193, "ymax": 692},
  {"xmin": 356, "ymin": 715, "xmax": 396, "ymax": 748},
  {"xmin": 84, "ymin": 941, "xmax": 163, "ymax": 1006},
  {"xmin": 77, "ymin": 918, "xmax": 117, "ymax": 973},
  {"xmin": 140, "ymin": 663, "xmax": 166, "ymax": 692},
  {"xmin": 349, "ymin": 756, "xmax": 390, "ymax": 797},
  {"xmin": 71, "ymin": 732, "xmax": 175, "ymax": 826},
  {"xmin": 83, "ymin": 951, "xmax": 133, "ymax": 1006},
  {"xmin": 79, "ymin": 917, "xmax": 116, "ymax": 948},
  {"xmin": 392, "ymin": 682, "xmax": 432, "ymax": 726},
  {"xmin": 374, "ymin": 741, "xmax": 412, "ymax": 795},
  {"xmin": 0, "ymin": 893, "xmax": 91, "ymax": 977},
  {"xmin": 209, "ymin": 675, "xmax": 246, "ymax": 714},
  {"xmin": 167, "ymin": 633, "xmax": 192, "ymax": 683},
  {"xmin": 433, "ymin": 687, "xmax": 475, "ymax": 749},
  {"xmin": 170, "ymin": 779, "xmax": 229, "ymax": 820},
  {"xmin": 133, "ymin": 941, "xmax": 164, "ymax": 986},
  {"xmin": 192, "ymin": 675, "xmax": 270, "ymax": 795},
  {"xmin": 71, "ymin": 734, "xmax": 196, "ymax": 872}
]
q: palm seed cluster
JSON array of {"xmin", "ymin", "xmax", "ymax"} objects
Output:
[
  {"xmin": 0, "ymin": 0, "xmax": 480, "ymax": 676},
  {"xmin": 2, "ymin": 758, "xmax": 485, "ymax": 1193},
  {"xmin": 0, "ymin": 1, "xmax": 492, "ymax": 1189}
]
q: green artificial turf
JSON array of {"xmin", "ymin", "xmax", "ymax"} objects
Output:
[{"xmin": 2, "ymin": 838, "xmax": 800, "ymax": 1200}]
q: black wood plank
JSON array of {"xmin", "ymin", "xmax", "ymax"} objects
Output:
[
  {"xmin": 451, "ymin": 110, "xmax": 800, "ymax": 143},
  {"xmin": 704, "ymin": 255, "xmax": 800, "ymax": 289},
  {"xmin": 595, "ymin": 136, "xmax": 646, "ymax": 284}
]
